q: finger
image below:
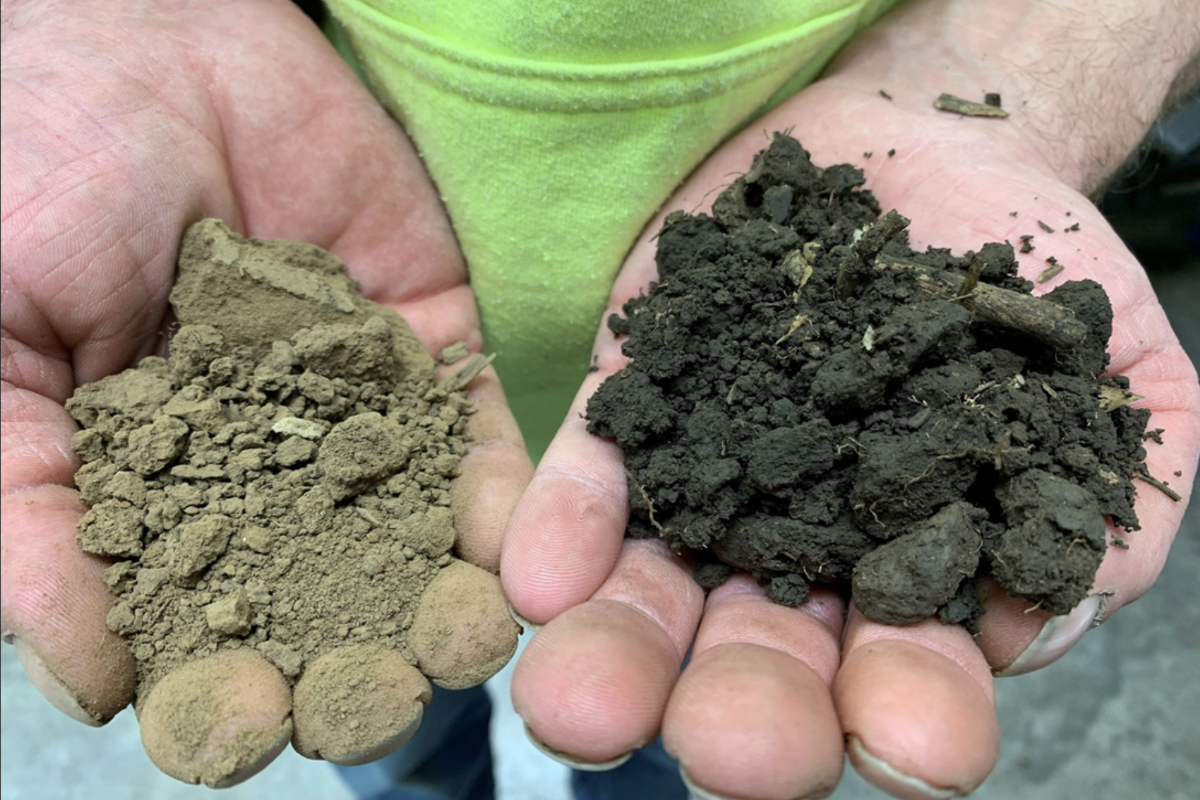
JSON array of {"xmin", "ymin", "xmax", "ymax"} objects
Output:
[
  {"xmin": 975, "ymin": 578, "xmax": 1099, "ymax": 677},
  {"xmin": 1, "ymin": 484, "xmax": 136, "ymax": 724},
  {"xmin": 409, "ymin": 559, "xmax": 520, "ymax": 689},
  {"xmin": 501, "ymin": 365, "xmax": 630, "ymax": 623},
  {"xmin": 138, "ymin": 649, "xmax": 292, "ymax": 788},
  {"xmin": 436, "ymin": 358, "xmax": 533, "ymax": 574},
  {"xmin": 835, "ymin": 609, "xmax": 999, "ymax": 800},
  {"xmin": 663, "ymin": 578, "xmax": 846, "ymax": 800},
  {"xmin": 498, "ymin": 110, "xmax": 751, "ymax": 621},
  {"xmin": 499, "ymin": 169, "xmax": 693, "ymax": 622},
  {"xmin": 512, "ymin": 539, "xmax": 703, "ymax": 765},
  {"xmin": 292, "ymin": 644, "xmax": 432, "ymax": 765},
  {"xmin": 2, "ymin": 337, "xmax": 143, "ymax": 727},
  {"xmin": 979, "ymin": 402, "xmax": 1198, "ymax": 675},
  {"xmin": 980, "ymin": 484, "xmax": 1187, "ymax": 676}
]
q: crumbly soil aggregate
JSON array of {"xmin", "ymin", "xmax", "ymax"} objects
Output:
[
  {"xmin": 587, "ymin": 134, "xmax": 1153, "ymax": 626},
  {"xmin": 69, "ymin": 219, "xmax": 508, "ymax": 699}
]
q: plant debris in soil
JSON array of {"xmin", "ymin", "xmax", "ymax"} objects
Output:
[
  {"xmin": 68, "ymin": 220, "xmax": 517, "ymax": 699},
  {"xmin": 586, "ymin": 134, "xmax": 1157, "ymax": 628},
  {"xmin": 1039, "ymin": 258, "xmax": 1065, "ymax": 283},
  {"xmin": 934, "ymin": 92, "xmax": 1010, "ymax": 119}
]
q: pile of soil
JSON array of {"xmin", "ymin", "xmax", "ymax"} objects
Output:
[
  {"xmin": 69, "ymin": 220, "xmax": 516, "ymax": 701},
  {"xmin": 587, "ymin": 134, "xmax": 1155, "ymax": 627}
]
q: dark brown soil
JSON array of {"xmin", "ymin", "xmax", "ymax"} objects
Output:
[{"xmin": 587, "ymin": 134, "xmax": 1152, "ymax": 627}]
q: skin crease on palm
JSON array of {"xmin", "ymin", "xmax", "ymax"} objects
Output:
[{"xmin": 1, "ymin": 0, "xmax": 1198, "ymax": 798}]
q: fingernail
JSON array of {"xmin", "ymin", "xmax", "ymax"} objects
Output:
[
  {"xmin": 209, "ymin": 720, "xmax": 293, "ymax": 788},
  {"xmin": 681, "ymin": 767, "xmax": 737, "ymax": 800},
  {"xmin": 848, "ymin": 736, "xmax": 964, "ymax": 800},
  {"xmin": 994, "ymin": 594, "xmax": 1102, "ymax": 677},
  {"xmin": 681, "ymin": 766, "xmax": 834, "ymax": 800},
  {"xmin": 11, "ymin": 635, "xmax": 106, "ymax": 727},
  {"xmin": 522, "ymin": 723, "xmax": 632, "ymax": 771},
  {"xmin": 509, "ymin": 603, "xmax": 542, "ymax": 632}
]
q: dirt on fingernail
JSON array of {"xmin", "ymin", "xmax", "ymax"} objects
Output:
[
  {"xmin": 586, "ymin": 134, "xmax": 1159, "ymax": 628},
  {"xmin": 68, "ymin": 219, "xmax": 505, "ymax": 716}
]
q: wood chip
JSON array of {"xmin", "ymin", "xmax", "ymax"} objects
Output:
[
  {"xmin": 1037, "ymin": 260, "xmax": 1065, "ymax": 283},
  {"xmin": 441, "ymin": 353, "xmax": 495, "ymax": 391},
  {"xmin": 933, "ymin": 93, "xmax": 1010, "ymax": 118}
]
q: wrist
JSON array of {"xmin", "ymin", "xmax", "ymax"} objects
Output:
[{"xmin": 821, "ymin": 0, "xmax": 1200, "ymax": 195}]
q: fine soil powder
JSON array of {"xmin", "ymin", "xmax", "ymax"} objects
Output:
[
  {"xmin": 587, "ymin": 134, "xmax": 1156, "ymax": 627},
  {"xmin": 69, "ymin": 220, "xmax": 515, "ymax": 709}
]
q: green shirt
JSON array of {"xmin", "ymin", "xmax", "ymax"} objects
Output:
[{"xmin": 326, "ymin": 0, "xmax": 901, "ymax": 456}]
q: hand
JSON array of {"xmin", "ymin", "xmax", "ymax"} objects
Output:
[
  {"xmin": 0, "ymin": 0, "xmax": 531, "ymax": 786},
  {"xmin": 501, "ymin": 1, "xmax": 1200, "ymax": 798}
]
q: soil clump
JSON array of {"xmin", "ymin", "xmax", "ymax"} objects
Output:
[
  {"xmin": 69, "ymin": 219, "xmax": 516, "ymax": 702},
  {"xmin": 587, "ymin": 134, "xmax": 1154, "ymax": 627}
]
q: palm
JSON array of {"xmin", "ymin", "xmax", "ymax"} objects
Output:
[
  {"xmin": 2, "ymin": 0, "xmax": 528, "ymax": 785},
  {"xmin": 503, "ymin": 75, "xmax": 1200, "ymax": 800},
  {"xmin": 1, "ymin": 0, "xmax": 470, "ymax": 374}
]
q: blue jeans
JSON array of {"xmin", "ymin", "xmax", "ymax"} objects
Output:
[
  {"xmin": 334, "ymin": 686, "xmax": 687, "ymax": 800},
  {"xmin": 571, "ymin": 741, "xmax": 688, "ymax": 800}
]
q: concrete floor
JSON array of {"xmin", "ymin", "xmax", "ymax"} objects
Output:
[{"xmin": 2, "ymin": 271, "xmax": 1197, "ymax": 800}]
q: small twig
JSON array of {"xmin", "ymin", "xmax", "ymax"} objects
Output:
[
  {"xmin": 934, "ymin": 93, "xmax": 1010, "ymax": 118},
  {"xmin": 875, "ymin": 257, "xmax": 1088, "ymax": 348},
  {"xmin": 1037, "ymin": 259, "xmax": 1065, "ymax": 283},
  {"xmin": 1133, "ymin": 470, "xmax": 1182, "ymax": 502},
  {"xmin": 836, "ymin": 211, "xmax": 910, "ymax": 299},
  {"xmin": 441, "ymin": 353, "xmax": 496, "ymax": 391}
]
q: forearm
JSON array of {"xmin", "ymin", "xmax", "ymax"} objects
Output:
[{"xmin": 822, "ymin": 0, "xmax": 1200, "ymax": 196}]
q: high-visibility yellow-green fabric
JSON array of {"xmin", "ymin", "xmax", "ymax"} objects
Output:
[{"xmin": 325, "ymin": 0, "xmax": 901, "ymax": 457}]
